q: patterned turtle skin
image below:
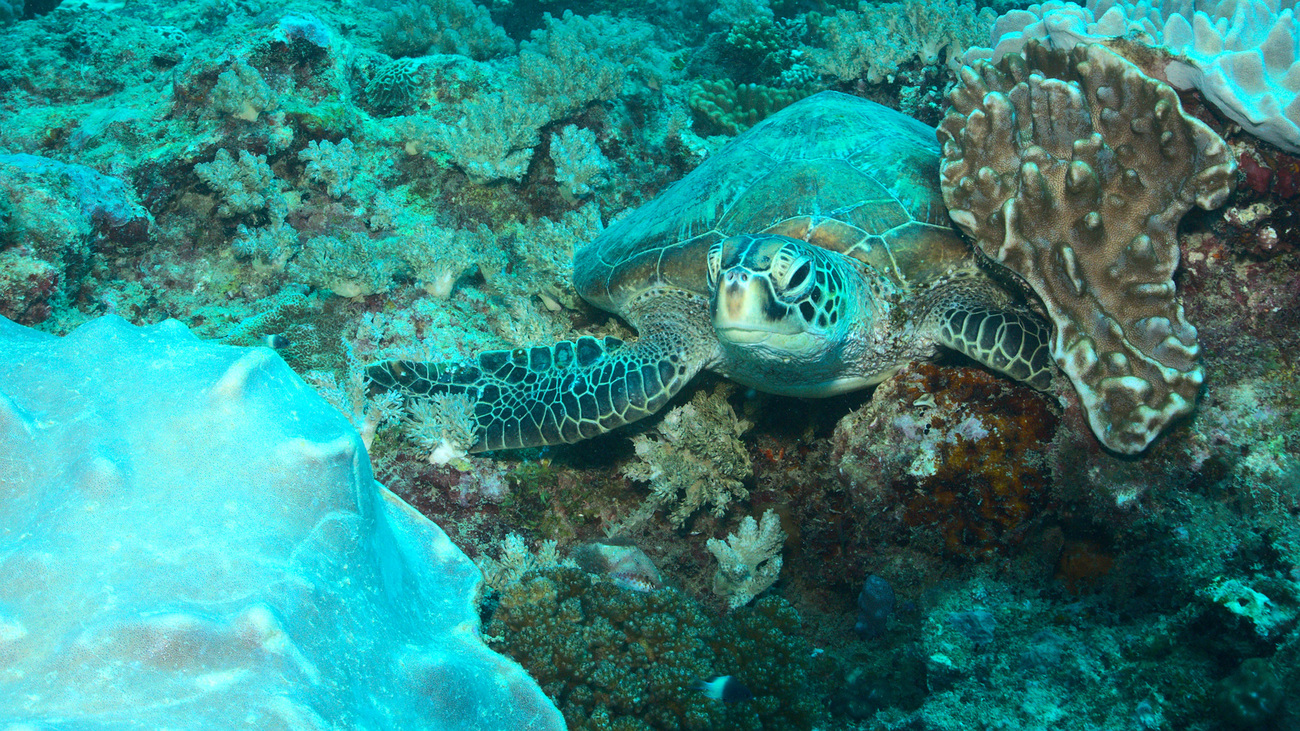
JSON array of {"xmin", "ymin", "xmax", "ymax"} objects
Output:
[{"xmin": 369, "ymin": 91, "xmax": 1053, "ymax": 452}]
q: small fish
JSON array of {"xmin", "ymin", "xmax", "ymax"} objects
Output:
[
  {"xmin": 695, "ymin": 675, "xmax": 753, "ymax": 703},
  {"xmin": 263, "ymin": 334, "xmax": 291, "ymax": 350}
]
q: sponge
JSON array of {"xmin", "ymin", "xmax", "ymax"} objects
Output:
[{"xmin": 0, "ymin": 314, "xmax": 563, "ymax": 730}]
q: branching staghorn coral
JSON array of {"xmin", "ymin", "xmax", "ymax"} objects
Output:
[{"xmin": 938, "ymin": 41, "xmax": 1237, "ymax": 454}]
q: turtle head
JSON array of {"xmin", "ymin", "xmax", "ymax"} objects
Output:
[{"xmin": 708, "ymin": 234, "xmax": 877, "ymax": 393}]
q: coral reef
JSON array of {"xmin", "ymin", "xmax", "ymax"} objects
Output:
[
  {"xmin": 687, "ymin": 78, "xmax": 814, "ymax": 134},
  {"xmin": 939, "ymin": 41, "xmax": 1237, "ymax": 454},
  {"xmin": 486, "ymin": 567, "xmax": 829, "ymax": 730},
  {"xmin": 623, "ymin": 386, "xmax": 753, "ymax": 528},
  {"xmin": 806, "ymin": 0, "xmax": 995, "ymax": 83},
  {"xmin": 549, "ymin": 124, "xmax": 611, "ymax": 202},
  {"xmin": 2, "ymin": 0, "xmax": 1300, "ymax": 728},
  {"xmin": 965, "ymin": 0, "xmax": 1300, "ymax": 153},
  {"xmin": 194, "ymin": 148, "xmax": 287, "ymax": 220},
  {"xmin": 476, "ymin": 533, "xmax": 566, "ymax": 593},
  {"xmin": 834, "ymin": 362, "xmax": 1059, "ymax": 556},
  {"xmin": 707, "ymin": 508, "xmax": 787, "ymax": 608},
  {"xmin": 378, "ymin": 0, "xmax": 512, "ymax": 60}
]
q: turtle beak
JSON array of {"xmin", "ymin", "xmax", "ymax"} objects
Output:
[{"xmin": 714, "ymin": 267, "xmax": 794, "ymax": 339}]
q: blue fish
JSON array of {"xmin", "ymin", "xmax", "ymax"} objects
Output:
[{"xmin": 695, "ymin": 675, "xmax": 754, "ymax": 703}]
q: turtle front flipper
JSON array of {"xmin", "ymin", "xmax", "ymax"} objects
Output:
[
  {"xmin": 934, "ymin": 304, "xmax": 1054, "ymax": 390},
  {"xmin": 369, "ymin": 331, "xmax": 707, "ymax": 452}
]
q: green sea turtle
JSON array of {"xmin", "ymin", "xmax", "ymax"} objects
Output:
[{"xmin": 368, "ymin": 91, "xmax": 1053, "ymax": 452}]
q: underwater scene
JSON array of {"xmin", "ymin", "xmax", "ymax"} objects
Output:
[{"xmin": 1, "ymin": 0, "xmax": 1299, "ymax": 728}]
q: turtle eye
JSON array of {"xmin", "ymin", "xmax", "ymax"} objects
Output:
[
  {"xmin": 707, "ymin": 241, "xmax": 723, "ymax": 288},
  {"xmin": 787, "ymin": 261, "xmax": 811, "ymax": 290}
]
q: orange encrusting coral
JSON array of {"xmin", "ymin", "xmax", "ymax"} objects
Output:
[
  {"xmin": 833, "ymin": 362, "xmax": 1059, "ymax": 558},
  {"xmin": 894, "ymin": 364, "xmax": 1058, "ymax": 556}
]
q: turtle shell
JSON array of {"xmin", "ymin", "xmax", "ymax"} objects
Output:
[{"xmin": 575, "ymin": 91, "xmax": 974, "ymax": 314}]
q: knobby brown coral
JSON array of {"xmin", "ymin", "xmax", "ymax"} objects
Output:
[{"xmin": 938, "ymin": 41, "xmax": 1237, "ymax": 454}]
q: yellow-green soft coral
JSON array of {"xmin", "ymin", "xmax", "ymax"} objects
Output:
[{"xmin": 623, "ymin": 386, "xmax": 752, "ymax": 527}]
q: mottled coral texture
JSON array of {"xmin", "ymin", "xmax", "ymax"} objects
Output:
[
  {"xmin": 486, "ymin": 567, "xmax": 828, "ymax": 730},
  {"xmin": 834, "ymin": 363, "xmax": 1058, "ymax": 556},
  {"xmin": 707, "ymin": 509, "xmax": 786, "ymax": 608},
  {"xmin": 939, "ymin": 41, "xmax": 1236, "ymax": 454},
  {"xmin": 807, "ymin": 0, "xmax": 994, "ymax": 83},
  {"xmin": 966, "ymin": 0, "xmax": 1300, "ymax": 153}
]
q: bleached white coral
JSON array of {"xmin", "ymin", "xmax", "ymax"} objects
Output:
[
  {"xmin": 550, "ymin": 125, "xmax": 611, "ymax": 202},
  {"xmin": 623, "ymin": 386, "xmax": 753, "ymax": 527},
  {"xmin": 706, "ymin": 509, "xmax": 786, "ymax": 609},
  {"xmin": 195, "ymin": 148, "xmax": 287, "ymax": 220},
  {"xmin": 298, "ymin": 138, "xmax": 358, "ymax": 199}
]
